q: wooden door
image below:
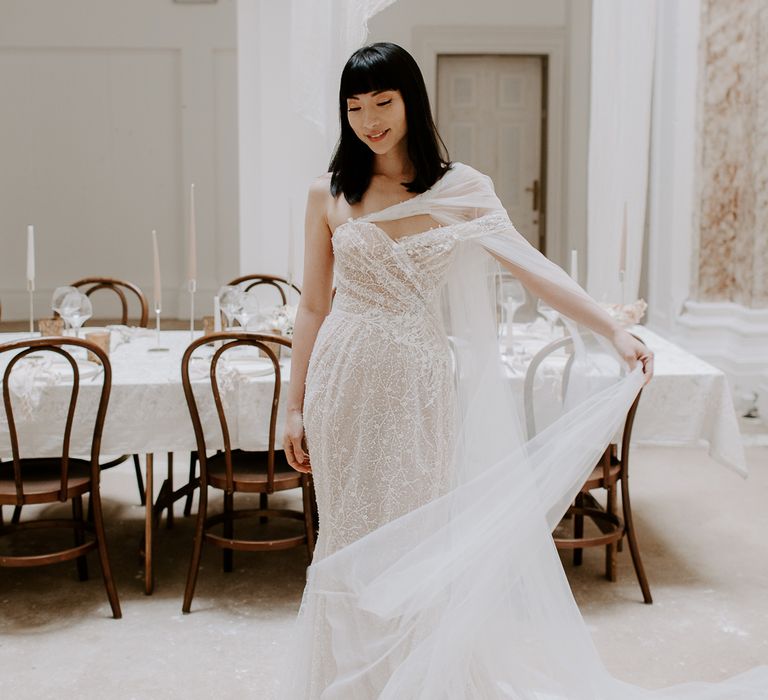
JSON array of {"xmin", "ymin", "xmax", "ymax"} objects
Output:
[{"xmin": 437, "ymin": 55, "xmax": 546, "ymax": 251}]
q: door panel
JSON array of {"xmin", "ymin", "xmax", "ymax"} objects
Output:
[{"xmin": 437, "ymin": 55, "xmax": 545, "ymax": 251}]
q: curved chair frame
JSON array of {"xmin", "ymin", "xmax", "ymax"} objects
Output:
[
  {"xmin": 70, "ymin": 277, "xmax": 150, "ymax": 505},
  {"xmin": 522, "ymin": 332, "xmax": 652, "ymax": 604},
  {"xmin": 0, "ymin": 336, "xmax": 121, "ymax": 618},
  {"xmin": 228, "ymin": 274, "xmax": 301, "ymax": 306},
  {"xmin": 180, "ymin": 331, "xmax": 315, "ymax": 612},
  {"xmin": 71, "ymin": 277, "xmax": 149, "ymax": 327}
]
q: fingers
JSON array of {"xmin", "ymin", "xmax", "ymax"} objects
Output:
[
  {"xmin": 641, "ymin": 351, "xmax": 654, "ymax": 384},
  {"xmin": 284, "ymin": 436, "xmax": 311, "ymax": 473}
]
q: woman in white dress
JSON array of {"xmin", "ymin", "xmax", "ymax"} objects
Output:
[{"xmin": 281, "ymin": 42, "xmax": 768, "ymax": 699}]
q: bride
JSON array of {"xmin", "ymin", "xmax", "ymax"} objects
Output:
[{"xmin": 281, "ymin": 42, "xmax": 767, "ymax": 699}]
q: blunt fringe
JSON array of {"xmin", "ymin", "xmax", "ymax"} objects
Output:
[{"xmin": 328, "ymin": 42, "xmax": 452, "ymax": 204}]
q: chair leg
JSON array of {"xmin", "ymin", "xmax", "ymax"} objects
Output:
[
  {"xmin": 310, "ymin": 477, "xmax": 319, "ymax": 538},
  {"xmin": 133, "ymin": 454, "xmax": 146, "ymax": 506},
  {"xmin": 259, "ymin": 493, "xmax": 268, "ymax": 525},
  {"xmin": 573, "ymin": 493, "xmax": 584, "ymax": 566},
  {"xmin": 302, "ymin": 476, "xmax": 316, "ymax": 562},
  {"xmin": 11, "ymin": 506, "xmax": 22, "ymax": 524},
  {"xmin": 89, "ymin": 489, "xmax": 122, "ymax": 618},
  {"xmin": 605, "ymin": 484, "xmax": 617, "ymax": 581},
  {"xmin": 182, "ymin": 483, "xmax": 208, "ymax": 613},
  {"xmin": 183, "ymin": 452, "xmax": 197, "ymax": 517},
  {"xmin": 166, "ymin": 452, "xmax": 174, "ymax": 530},
  {"xmin": 621, "ymin": 473, "xmax": 652, "ymax": 604},
  {"xmin": 72, "ymin": 496, "xmax": 89, "ymax": 581},
  {"xmin": 223, "ymin": 492, "xmax": 234, "ymax": 573}
]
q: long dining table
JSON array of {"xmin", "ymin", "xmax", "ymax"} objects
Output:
[
  {"xmin": 0, "ymin": 328, "xmax": 291, "ymax": 593},
  {"xmin": 0, "ymin": 322, "xmax": 746, "ymax": 593}
]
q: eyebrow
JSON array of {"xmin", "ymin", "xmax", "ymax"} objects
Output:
[{"xmin": 347, "ymin": 90, "xmax": 392, "ymax": 100}]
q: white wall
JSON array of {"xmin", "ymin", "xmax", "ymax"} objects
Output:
[{"xmin": 0, "ymin": 0, "xmax": 238, "ymax": 321}]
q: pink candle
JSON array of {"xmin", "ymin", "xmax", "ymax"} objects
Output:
[
  {"xmin": 619, "ymin": 202, "xmax": 628, "ymax": 275},
  {"xmin": 26, "ymin": 224, "xmax": 35, "ymax": 286},
  {"xmin": 188, "ymin": 183, "xmax": 197, "ymax": 284}
]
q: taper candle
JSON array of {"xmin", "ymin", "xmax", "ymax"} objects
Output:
[
  {"xmin": 213, "ymin": 295, "xmax": 222, "ymax": 332},
  {"xmin": 619, "ymin": 201, "xmax": 628, "ymax": 275},
  {"xmin": 188, "ymin": 183, "xmax": 197, "ymax": 284},
  {"xmin": 152, "ymin": 229, "xmax": 162, "ymax": 311},
  {"xmin": 26, "ymin": 225, "xmax": 35, "ymax": 287},
  {"xmin": 287, "ymin": 203, "xmax": 295, "ymax": 286}
]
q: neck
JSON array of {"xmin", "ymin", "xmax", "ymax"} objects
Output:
[{"xmin": 372, "ymin": 139, "xmax": 414, "ymax": 181}]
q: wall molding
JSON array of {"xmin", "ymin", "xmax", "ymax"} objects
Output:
[{"xmin": 668, "ymin": 300, "xmax": 768, "ymax": 414}]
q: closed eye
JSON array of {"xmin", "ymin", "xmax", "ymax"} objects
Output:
[{"xmin": 347, "ymin": 100, "xmax": 392, "ymax": 112}]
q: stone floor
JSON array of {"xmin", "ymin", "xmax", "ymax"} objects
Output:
[{"xmin": 1, "ymin": 439, "xmax": 766, "ymax": 699}]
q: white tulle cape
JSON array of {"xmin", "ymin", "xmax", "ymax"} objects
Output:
[{"xmin": 284, "ymin": 162, "xmax": 767, "ymax": 699}]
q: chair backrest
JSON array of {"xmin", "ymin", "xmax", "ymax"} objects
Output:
[
  {"xmin": 522, "ymin": 333, "xmax": 645, "ymax": 455},
  {"xmin": 181, "ymin": 332, "xmax": 292, "ymax": 495},
  {"xmin": 0, "ymin": 337, "xmax": 112, "ymax": 502},
  {"xmin": 71, "ymin": 277, "xmax": 149, "ymax": 327},
  {"xmin": 228, "ymin": 274, "xmax": 301, "ymax": 306}
]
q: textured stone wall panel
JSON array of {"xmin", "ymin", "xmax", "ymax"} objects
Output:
[{"xmin": 697, "ymin": 0, "xmax": 767, "ymax": 307}]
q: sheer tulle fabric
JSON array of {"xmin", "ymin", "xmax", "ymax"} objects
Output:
[{"xmin": 283, "ymin": 162, "xmax": 767, "ymax": 698}]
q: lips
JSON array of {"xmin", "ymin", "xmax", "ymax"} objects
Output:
[{"xmin": 366, "ymin": 129, "xmax": 389, "ymax": 142}]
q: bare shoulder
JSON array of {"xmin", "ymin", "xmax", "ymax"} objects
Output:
[{"xmin": 306, "ymin": 173, "xmax": 333, "ymax": 231}]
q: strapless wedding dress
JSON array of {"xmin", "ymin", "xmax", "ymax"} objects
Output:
[{"xmin": 284, "ymin": 162, "xmax": 768, "ymax": 699}]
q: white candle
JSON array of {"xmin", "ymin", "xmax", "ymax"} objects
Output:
[
  {"xmin": 26, "ymin": 224, "xmax": 35, "ymax": 287},
  {"xmin": 188, "ymin": 183, "xmax": 197, "ymax": 284},
  {"xmin": 152, "ymin": 229, "xmax": 162, "ymax": 311},
  {"xmin": 287, "ymin": 203, "xmax": 295, "ymax": 286},
  {"xmin": 619, "ymin": 201, "xmax": 628, "ymax": 275},
  {"xmin": 570, "ymin": 249, "xmax": 578, "ymax": 281},
  {"xmin": 213, "ymin": 295, "xmax": 222, "ymax": 332}
]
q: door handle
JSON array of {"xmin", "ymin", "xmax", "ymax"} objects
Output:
[{"xmin": 524, "ymin": 179, "xmax": 540, "ymax": 211}]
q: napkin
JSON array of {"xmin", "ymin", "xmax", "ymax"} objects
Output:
[{"xmin": 7, "ymin": 356, "xmax": 59, "ymax": 417}]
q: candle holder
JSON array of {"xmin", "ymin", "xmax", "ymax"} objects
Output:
[
  {"xmin": 27, "ymin": 279, "xmax": 35, "ymax": 336},
  {"xmin": 148, "ymin": 306, "xmax": 169, "ymax": 352},
  {"xmin": 188, "ymin": 279, "xmax": 197, "ymax": 342}
]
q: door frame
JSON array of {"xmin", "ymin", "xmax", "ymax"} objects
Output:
[{"xmin": 413, "ymin": 25, "xmax": 566, "ymax": 263}]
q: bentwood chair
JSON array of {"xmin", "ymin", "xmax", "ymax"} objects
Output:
[
  {"xmin": 71, "ymin": 277, "xmax": 149, "ymax": 327},
  {"xmin": 523, "ymin": 333, "xmax": 652, "ymax": 604},
  {"xmin": 69, "ymin": 278, "xmax": 157, "ymax": 508},
  {"xmin": 181, "ymin": 332, "xmax": 315, "ymax": 612},
  {"xmin": 182, "ymin": 276, "xmax": 303, "ymax": 519},
  {"xmin": 227, "ymin": 274, "xmax": 301, "ymax": 305},
  {"xmin": 0, "ymin": 337, "xmax": 122, "ymax": 618}
]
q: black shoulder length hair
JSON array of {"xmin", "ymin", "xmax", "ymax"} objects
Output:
[{"xmin": 328, "ymin": 42, "xmax": 452, "ymax": 204}]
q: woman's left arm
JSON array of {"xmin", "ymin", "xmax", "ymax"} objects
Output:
[{"xmin": 487, "ymin": 250, "xmax": 654, "ymax": 384}]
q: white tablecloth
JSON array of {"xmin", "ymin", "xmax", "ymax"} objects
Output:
[
  {"xmin": 0, "ymin": 325, "xmax": 746, "ymax": 475},
  {"xmin": 500, "ymin": 322, "xmax": 746, "ymax": 475},
  {"xmin": 0, "ymin": 330, "xmax": 289, "ymax": 459}
]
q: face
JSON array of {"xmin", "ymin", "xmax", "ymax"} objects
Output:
[{"xmin": 346, "ymin": 89, "xmax": 407, "ymax": 154}]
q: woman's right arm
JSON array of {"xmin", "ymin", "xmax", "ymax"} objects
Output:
[{"xmin": 283, "ymin": 176, "xmax": 335, "ymax": 473}]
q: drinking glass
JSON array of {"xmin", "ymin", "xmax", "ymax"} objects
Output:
[
  {"xmin": 235, "ymin": 289, "xmax": 262, "ymax": 330},
  {"xmin": 52, "ymin": 286, "xmax": 79, "ymax": 332},
  {"xmin": 537, "ymin": 298, "xmax": 561, "ymax": 336},
  {"xmin": 58, "ymin": 291, "xmax": 93, "ymax": 338},
  {"xmin": 218, "ymin": 286, "xmax": 241, "ymax": 331},
  {"xmin": 501, "ymin": 278, "xmax": 527, "ymax": 352}
]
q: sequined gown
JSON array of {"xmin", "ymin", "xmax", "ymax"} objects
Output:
[{"xmin": 300, "ymin": 215, "xmax": 477, "ymax": 696}]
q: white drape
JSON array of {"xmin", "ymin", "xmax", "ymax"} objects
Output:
[
  {"xmin": 289, "ymin": 0, "xmax": 399, "ymax": 156},
  {"xmin": 587, "ymin": 0, "xmax": 657, "ymax": 304}
]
